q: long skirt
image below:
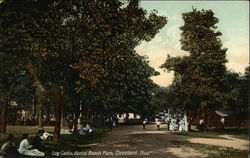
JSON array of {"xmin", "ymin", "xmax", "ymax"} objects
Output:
[{"xmin": 22, "ymin": 149, "xmax": 45, "ymax": 156}]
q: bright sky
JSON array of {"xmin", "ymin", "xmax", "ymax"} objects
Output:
[{"xmin": 135, "ymin": 1, "xmax": 249, "ymax": 87}]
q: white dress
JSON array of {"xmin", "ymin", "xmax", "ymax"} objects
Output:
[
  {"xmin": 18, "ymin": 139, "xmax": 45, "ymax": 156},
  {"xmin": 85, "ymin": 124, "xmax": 93, "ymax": 133},
  {"xmin": 178, "ymin": 119, "xmax": 185, "ymax": 131},
  {"xmin": 77, "ymin": 124, "xmax": 87, "ymax": 135}
]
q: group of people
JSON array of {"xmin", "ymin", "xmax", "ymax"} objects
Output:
[
  {"xmin": 168, "ymin": 116, "xmax": 187, "ymax": 132},
  {"xmin": 142, "ymin": 114, "xmax": 188, "ymax": 132},
  {"xmin": 142, "ymin": 118, "xmax": 162, "ymax": 130},
  {"xmin": 0, "ymin": 129, "xmax": 52, "ymax": 158},
  {"xmin": 77, "ymin": 120, "xmax": 93, "ymax": 136}
]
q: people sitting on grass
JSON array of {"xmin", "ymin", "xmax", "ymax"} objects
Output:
[
  {"xmin": 0, "ymin": 134, "xmax": 20, "ymax": 158},
  {"xmin": 77, "ymin": 120, "xmax": 93, "ymax": 136},
  {"xmin": 39, "ymin": 129, "xmax": 53, "ymax": 141},
  {"xmin": 85, "ymin": 122, "xmax": 93, "ymax": 134},
  {"xmin": 32, "ymin": 129, "xmax": 51, "ymax": 152},
  {"xmin": 18, "ymin": 133, "xmax": 45, "ymax": 157}
]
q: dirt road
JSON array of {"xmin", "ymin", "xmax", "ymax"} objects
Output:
[
  {"xmin": 80, "ymin": 124, "xmax": 206, "ymax": 158},
  {"xmin": 75, "ymin": 124, "xmax": 248, "ymax": 158}
]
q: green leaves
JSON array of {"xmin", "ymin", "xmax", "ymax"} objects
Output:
[{"xmin": 161, "ymin": 8, "xmax": 229, "ymax": 118}]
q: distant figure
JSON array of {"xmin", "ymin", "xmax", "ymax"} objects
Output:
[
  {"xmin": 77, "ymin": 121, "xmax": 86, "ymax": 135},
  {"xmin": 84, "ymin": 123, "xmax": 93, "ymax": 135},
  {"xmin": 155, "ymin": 118, "xmax": 161, "ymax": 130},
  {"xmin": 77, "ymin": 121, "xmax": 93, "ymax": 135},
  {"xmin": 199, "ymin": 119, "xmax": 205, "ymax": 131},
  {"xmin": 113, "ymin": 120, "xmax": 116, "ymax": 127},
  {"xmin": 105, "ymin": 118, "xmax": 113, "ymax": 131},
  {"xmin": 18, "ymin": 134, "xmax": 45, "ymax": 156},
  {"xmin": 142, "ymin": 119, "xmax": 147, "ymax": 129},
  {"xmin": 178, "ymin": 118, "xmax": 185, "ymax": 132},
  {"xmin": 220, "ymin": 117, "xmax": 225, "ymax": 130},
  {"xmin": 1, "ymin": 134, "xmax": 20, "ymax": 158}
]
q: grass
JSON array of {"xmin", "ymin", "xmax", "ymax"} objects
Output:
[
  {"xmin": 209, "ymin": 128, "xmax": 249, "ymax": 140},
  {"xmin": 0, "ymin": 126, "xmax": 108, "ymax": 158},
  {"xmin": 168, "ymin": 128, "xmax": 248, "ymax": 140},
  {"xmin": 171, "ymin": 141, "xmax": 248, "ymax": 158}
]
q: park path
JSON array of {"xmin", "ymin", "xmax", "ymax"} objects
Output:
[
  {"xmin": 81, "ymin": 124, "xmax": 205, "ymax": 158},
  {"xmin": 78, "ymin": 124, "xmax": 248, "ymax": 158}
]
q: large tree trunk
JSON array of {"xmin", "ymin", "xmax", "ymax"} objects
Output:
[
  {"xmin": 187, "ymin": 110, "xmax": 197, "ymax": 131},
  {"xmin": 54, "ymin": 92, "xmax": 64, "ymax": 142},
  {"xmin": 0, "ymin": 102, "xmax": 8, "ymax": 134},
  {"xmin": 27, "ymin": 62, "xmax": 45, "ymax": 128}
]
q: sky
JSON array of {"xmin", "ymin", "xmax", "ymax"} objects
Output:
[{"xmin": 135, "ymin": 1, "xmax": 249, "ymax": 87}]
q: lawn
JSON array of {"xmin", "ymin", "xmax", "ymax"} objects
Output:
[
  {"xmin": 168, "ymin": 128, "xmax": 248, "ymax": 140},
  {"xmin": 0, "ymin": 126, "xmax": 108, "ymax": 158},
  {"xmin": 171, "ymin": 141, "xmax": 248, "ymax": 158}
]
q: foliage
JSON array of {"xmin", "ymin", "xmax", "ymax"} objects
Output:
[
  {"xmin": 0, "ymin": 0, "xmax": 167, "ymax": 136},
  {"xmin": 161, "ymin": 9, "xmax": 229, "ymax": 124}
]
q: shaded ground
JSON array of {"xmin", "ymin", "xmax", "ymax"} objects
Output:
[
  {"xmin": 1, "ymin": 125, "xmax": 247, "ymax": 158},
  {"xmin": 78, "ymin": 124, "xmax": 248, "ymax": 158},
  {"xmin": 79, "ymin": 125, "xmax": 203, "ymax": 158}
]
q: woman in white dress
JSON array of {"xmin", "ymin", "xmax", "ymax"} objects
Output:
[
  {"xmin": 18, "ymin": 134, "xmax": 45, "ymax": 157},
  {"xmin": 178, "ymin": 118, "xmax": 185, "ymax": 132}
]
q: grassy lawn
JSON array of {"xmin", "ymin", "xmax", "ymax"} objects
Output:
[
  {"xmin": 209, "ymin": 128, "xmax": 249, "ymax": 140},
  {"xmin": 171, "ymin": 141, "xmax": 248, "ymax": 158},
  {"xmin": 168, "ymin": 128, "xmax": 248, "ymax": 140},
  {"xmin": 0, "ymin": 126, "xmax": 108, "ymax": 158}
]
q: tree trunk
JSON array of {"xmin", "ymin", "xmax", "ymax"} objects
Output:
[
  {"xmin": 73, "ymin": 99, "xmax": 80, "ymax": 134},
  {"xmin": 204, "ymin": 115, "xmax": 208, "ymax": 133},
  {"xmin": 187, "ymin": 110, "xmax": 197, "ymax": 131},
  {"xmin": 27, "ymin": 62, "xmax": 45, "ymax": 128},
  {"xmin": 54, "ymin": 92, "xmax": 64, "ymax": 142},
  {"xmin": 37, "ymin": 103, "xmax": 43, "ymax": 128},
  {"xmin": 0, "ymin": 102, "xmax": 8, "ymax": 134}
]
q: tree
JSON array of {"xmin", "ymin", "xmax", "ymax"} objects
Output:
[
  {"xmin": 0, "ymin": 0, "xmax": 33, "ymax": 133},
  {"xmin": 0, "ymin": 0, "xmax": 167, "ymax": 140},
  {"xmin": 71, "ymin": 0, "xmax": 167, "ymax": 122},
  {"xmin": 161, "ymin": 8, "xmax": 228, "ymax": 132}
]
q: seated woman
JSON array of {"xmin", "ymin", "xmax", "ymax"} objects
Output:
[
  {"xmin": 85, "ymin": 123, "xmax": 93, "ymax": 134},
  {"xmin": 1, "ymin": 134, "xmax": 20, "ymax": 158},
  {"xmin": 77, "ymin": 121, "xmax": 86, "ymax": 135},
  {"xmin": 39, "ymin": 129, "xmax": 53, "ymax": 141},
  {"xmin": 18, "ymin": 133, "xmax": 45, "ymax": 157}
]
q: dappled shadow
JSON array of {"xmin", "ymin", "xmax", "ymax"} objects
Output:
[{"xmin": 74, "ymin": 125, "xmax": 206, "ymax": 158}]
